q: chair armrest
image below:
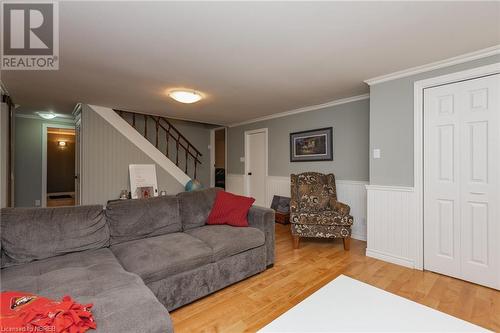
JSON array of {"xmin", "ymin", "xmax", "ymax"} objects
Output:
[
  {"xmin": 290, "ymin": 199, "xmax": 298, "ymax": 213},
  {"xmin": 333, "ymin": 201, "xmax": 351, "ymax": 216},
  {"xmin": 247, "ymin": 206, "xmax": 275, "ymax": 266}
]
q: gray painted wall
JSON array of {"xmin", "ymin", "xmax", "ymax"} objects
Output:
[
  {"xmin": 80, "ymin": 105, "xmax": 185, "ymax": 206},
  {"xmin": 369, "ymin": 55, "xmax": 500, "ymax": 186},
  {"xmin": 227, "ymin": 98, "xmax": 369, "ymax": 180},
  {"xmin": 0, "ymin": 103, "xmax": 8, "ymax": 208},
  {"xmin": 14, "ymin": 116, "xmax": 74, "ymax": 207}
]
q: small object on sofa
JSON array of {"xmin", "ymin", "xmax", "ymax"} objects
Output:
[
  {"xmin": 185, "ymin": 179, "xmax": 203, "ymax": 192},
  {"xmin": 207, "ymin": 190, "xmax": 255, "ymax": 227},
  {"xmin": 0, "ymin": 291, "xmax": 96, "ymax": 333}
]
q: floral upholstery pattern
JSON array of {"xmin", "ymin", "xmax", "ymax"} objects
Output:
[
  {"xmin": 290, "ymin": 172, "xmax": 353, "ymax": 239},
  {"xmin": 291, "ymin": 224, "xmax": 351, "ymax": 238}
]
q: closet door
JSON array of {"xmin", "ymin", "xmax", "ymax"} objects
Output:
[
  {"xmin": 459, "ymin": 75, "xmax": 499, "ymax": 289},
  {"xmin": 424, "ymin": 74, "xmax": 499, "ymax": 289},
  {"xmin": 424, "ymin": 81, "xmax": 461, "ymax": 280}
]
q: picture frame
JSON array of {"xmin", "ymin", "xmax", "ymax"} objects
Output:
[
  {"xmin": 289, "ymin": 127, "xmax": 333, "ymax": 162},
  {"xmin": 129, "ymin": 164, "xmax": 159, "ymax": 199}
]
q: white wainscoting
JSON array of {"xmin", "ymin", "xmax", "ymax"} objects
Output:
[
  {"xmin": 226, "ymin": 174, "xmax": 368, "ymax": 241},
  {"xmin": 226, "ymin": 174, "xmax": 244, "ymax": 195},
  {"xmin": 366, "ymin": 185, "xmax": 417, "ymax": 268}
]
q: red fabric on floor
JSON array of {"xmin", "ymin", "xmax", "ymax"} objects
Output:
[{"xmin": 0, "ymin": 291, "xmax": 96, "ymax": 333}]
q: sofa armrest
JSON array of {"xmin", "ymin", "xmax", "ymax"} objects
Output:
[{"xmin": 247, "ymin": 206, "xmax": 275, "ymax": 266}]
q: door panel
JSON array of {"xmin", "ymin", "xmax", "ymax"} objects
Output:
[
  {"xmin": 424, "ymin": 83, "xmax": 461, "ymax": 278},
  {"xmin": 424, "ymin": 74, "xmax": 499, "ymax": 289},
  {"xmin": 246, "ymin": 130, "xmax": 267, "ymax": 206},
  {"xmin": 459, "ymin": 75, "xmax": 499, "ymax": 289}
]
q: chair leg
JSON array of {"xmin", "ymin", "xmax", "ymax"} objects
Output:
[
  {"xmin": 292, "ymin": 235, "xmax": 300, "ymax": 249},
  {"xmin": 343, "ymin": 236, "xmax": 351, "ymax": 251}
]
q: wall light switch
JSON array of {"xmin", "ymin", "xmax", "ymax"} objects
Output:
[
  {"xmin": 240, "ymin": 157, "xmax": 245, "ymax": 162},
  {"xmin": 35, "ymin": 200, "xmax": 41, "ymax": 207},
  {"xmin": 373, "ymin": 149, "xmax": 381, "ymax": 159}
]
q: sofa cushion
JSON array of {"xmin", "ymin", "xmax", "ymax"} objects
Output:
[
  {"xmin": 110, "ymin": 233, "xmax": 213, "ymax": 284},
  {"xmin": 185, "ymin": 225, "xmax": 265, "ymax": 261},
  {"xmin": 0, "ymin": 205, "xmax": 109, "ymax": 267},
  {"xmin": 0, "ymin": 248, "xmax": 172, "ymax": 333},
  {"xmin": 106, "ymin": 195, "xmax": 181, "ymax": 245},
  {"xmin": 177, "ymin": 187, "xmax": 222, "ymax": 230},
  {"xmin": 207, "ymin": 191, "xmax": 255, "ymax": 227}
]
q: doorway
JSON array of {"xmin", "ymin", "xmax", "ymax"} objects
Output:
[
  {"xmin": 421, "ymin": 71, "xmax": 499, "ymax": 289},
  {"xmin": 42, "ymin": 125, "xmax": 76, "ymax": 207},
  {"xmin": 244, "ymin": 128, "xmax": 268, "ymax": 207},
  {"xmin": 210, "ymin": 127, "xmax": 227, "ymax": 189}
]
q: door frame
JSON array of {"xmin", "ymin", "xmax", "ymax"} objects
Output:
[
  {"xmin": 413, "ymin": 63, "xmax": 500, "ymax": 270},
  {"xmin": 41, "ymin": 123, "xmax": 76, "ymax": 207},
  {"xmin": 244, "ymin": 128, "xmax": 268, "ymax": 203},
  {"xmin": 209, "ymin": 127, "xmax": 227, "ymax": 188}
]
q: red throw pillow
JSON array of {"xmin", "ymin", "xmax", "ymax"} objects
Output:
[{"xmin": 207, "ymin": 191, "xmax": 255, "ymax": 227}]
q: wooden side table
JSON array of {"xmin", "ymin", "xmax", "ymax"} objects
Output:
[{"xmin": 275, "ymin": 211, "xmax": 290, "ymax": 225}]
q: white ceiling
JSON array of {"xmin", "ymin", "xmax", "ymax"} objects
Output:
[{"xmin": 2, "ymin": 1, "xmax": 499, "ymax": 125}]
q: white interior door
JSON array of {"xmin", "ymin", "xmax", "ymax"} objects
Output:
[
  {"xmin": 424, "ymin": 74, "xmax": 499, "ymax": 289},
  {"xmin": 245, "ymin": 129, "xmax": 267, "ymax": 206}
]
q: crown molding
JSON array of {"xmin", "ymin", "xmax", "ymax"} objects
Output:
[
  {"xmin": 15, "ymin": 113, "xmax": 76, "ymax": 124},
  {"xmin": 364, "ymin": 45, "xmax": 500, "ymax": 86},
  {"xmin": 228, "ymin": 93, "xmax": 369, "ymax": 128}
]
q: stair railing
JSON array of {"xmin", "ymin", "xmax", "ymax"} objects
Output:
[{"xmin": 114, "ymin": 109, "xmax": 202, "ymax": 180}]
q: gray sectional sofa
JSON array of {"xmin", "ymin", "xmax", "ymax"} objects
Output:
[{"xmin": 0, "ymin": 188, "xmax": 275, "ymax": 333}]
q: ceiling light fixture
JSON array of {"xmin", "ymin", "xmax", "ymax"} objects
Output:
[
  {"xmin": 168, "ymin": 90, "xmax": 202, "ymax": 104},
  {"xmin": 37, "ymin": 111, "xmax": 57, "ymax": 120}
]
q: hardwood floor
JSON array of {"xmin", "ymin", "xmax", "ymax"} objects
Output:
[{"xmin": 171, "ymin": 224, "xmax": 500, "ymax": 332}]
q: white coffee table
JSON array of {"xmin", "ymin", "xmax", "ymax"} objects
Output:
[{"xmin": 259, "ymin": 275, "xmax": 489, "ymax": 332}]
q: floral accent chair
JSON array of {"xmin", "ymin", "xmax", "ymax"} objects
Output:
[{"xmin": 290, "ymin": 172, "xmax": 353, "ymax": 250}]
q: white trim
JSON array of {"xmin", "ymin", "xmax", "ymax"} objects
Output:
[
  {"xmin": 229, "ymin": 94, "xmax": 369, "ymax": 128},
  {"xmin": 209, "ymin": 127, "xmax": 227, "ymax": 187},
  {"xmin": 244, "ymin": 128, "xmax": 269, "ymax": 203},
  {"xmin": 365, "ymin": 184, "xmax": 415, "ymax": 192},
  {"xmin": 366, "ymin": 249, "xmax": 415, "ymax": 269},
  {"xmin": 89, "ymin": 105, "xmax": 191, "ymax": 186},
  {"xmin": 413, "ymin": 63, "xmax": 500, "ymax": 270},
  {"xmin": 365, "ymin": 45, "xmax": 500, "ymax": 85},
  {"xmin": 41, "ymin": 123, "xmax": 75, "ymax": 208},
  {"xmin": 15, "ymin": 113, "xmax": 75, "ymax": 123}
]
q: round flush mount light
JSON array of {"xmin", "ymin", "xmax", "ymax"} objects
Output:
[
  {"xmin": 168, "ymin": 90, "xmax": 203, "ymax": 104},
  {"xmin": 58, "ymin": 141, "xmax": 67, "ymax": 147},
  {"xmin": 36, "ymin": 111, "xmax": 57, "ymax": 120}
]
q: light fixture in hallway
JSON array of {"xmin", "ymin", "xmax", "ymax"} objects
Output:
[
  {"xmin": 36, "ymin": 111, "xmax": 57, "ymax": 120},
  {"xmin": 168, "ymin": 90, "xmax": 203, "ymax": 104}
]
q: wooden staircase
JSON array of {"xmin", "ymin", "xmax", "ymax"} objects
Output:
[{"xmin": 114, "ymin": 109, "xmax": 202, "ymax": 180}]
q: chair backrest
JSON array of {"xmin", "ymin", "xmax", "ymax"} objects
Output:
[{"xmin": 290, "ymin": 172, "xmax": 337, "ymax": 211}]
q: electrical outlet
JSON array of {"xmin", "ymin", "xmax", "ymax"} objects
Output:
[
  {"xmin": 35, "ymin": 200, "xmax": 41, "ymax": 207},
  {"xmin": 373, "ymin": 149, "xmax": 381, "ymax": 159}
]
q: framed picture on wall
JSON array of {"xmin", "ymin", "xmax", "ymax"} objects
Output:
[{"xmin": 290, "ymin": 127, "xmax": 333, "ymax": 162}]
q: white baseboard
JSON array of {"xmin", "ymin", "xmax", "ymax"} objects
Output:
[
  {"xmin": 366, "ymin": 249, "xmax": 415, "ymax": 269},
  {"xmin": 227, "ymin": 174, "xmax": 368, "ymax": 241}
]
